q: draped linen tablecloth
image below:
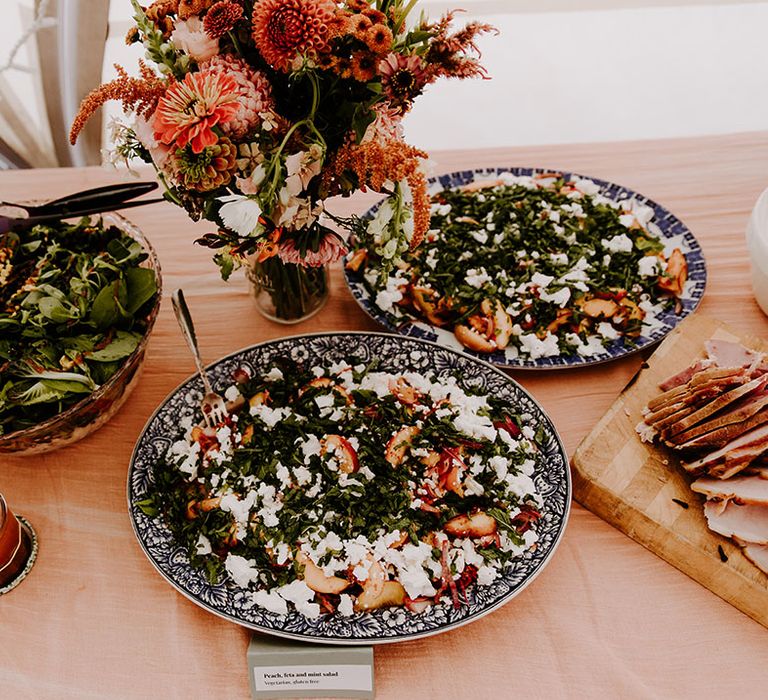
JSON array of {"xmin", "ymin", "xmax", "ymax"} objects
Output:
[{"xmin": 2, "ymin": 133, "xmax": 768, "ymax": 699}]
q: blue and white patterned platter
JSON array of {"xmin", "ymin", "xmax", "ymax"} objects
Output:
[
  {"xmin": 128, "ymin": 332, "xmax": 570, "ymax": 645},
  {"xmin": 344, "ymin": 167, "xmax": 707, "ymax": 369}
]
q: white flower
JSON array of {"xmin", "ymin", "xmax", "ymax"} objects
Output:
[
  {"xmin": 218, "ymin": 195, "xmax": 262, "ymax": 236},
  {"xmin": 170, "ymin": 17, "xmax": 219, "ymax": 63},
  {"xmin": 284, "ymin": 145, "xmax": 324, "ymax": 196}
]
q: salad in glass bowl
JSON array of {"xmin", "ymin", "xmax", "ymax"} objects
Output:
[{"xmin": 0, "ymin": 212, "xmax": 161, "ymax": 454}]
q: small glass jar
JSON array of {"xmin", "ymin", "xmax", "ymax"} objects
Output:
[
  {"xmin": 746, "ymin": 187, "xmax": 768, "ymax": 316},
  {"xmin": 247, "ymin": 256, "xmax": 330, "ymax": 324},
  {"xmin": 0, "ymin": 494, "xmax": 36, "ymax": 592}
]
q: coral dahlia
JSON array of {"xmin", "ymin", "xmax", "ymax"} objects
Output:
[
  {"xmin": 201, "ymin": 54, "xmax": 274, "ymax": 139},
  {"xmin": 251, "ymin": 0, "xmax": 340, "ymax": 71},
  {"xmin": 154, "ymin": 71, "xmax": 240, "ymax": 153}
]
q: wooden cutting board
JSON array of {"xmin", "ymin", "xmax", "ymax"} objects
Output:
[{"xmin": 572, "ymin": 313, "xmax": 768, "ymax": 629}]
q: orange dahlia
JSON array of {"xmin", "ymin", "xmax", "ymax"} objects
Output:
[
  {"xmin": 251, "ymin": 0, "xmax": 340, "ymax": 71},
  {"xmin": 154, "ymin": 71, "xmax": 240, "ymax": 153}
]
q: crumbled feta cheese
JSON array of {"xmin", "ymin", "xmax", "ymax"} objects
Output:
[
  {"xmin": 464, "ymin": 267, "xmax": 492, "ymax": 288},
  {"xmin": 539, "ymin": 286, "xmax": 571, "ymax": 307},
  {"xmin": 337, "ymin": 594, "xmax": 354, "ymax": 617},
  {"xmin": 602, "ymin": 234, "xmax": 633, "ymax": 254},
  {"xmin": 597, "ymin": 322, "xmax": 620, "ymax": 340},
  {"xmin": 252, "ymin": 589, "xmax": 288, "ymax": 615},
  {"xmin": 195, "ymin": 534, "xmax": 212, "ymax": 555},
  {"xmin": 471, "ymin": 229, "xmax": 488, "ymax": 244},
  {"xmin": 518, "ymin": 332, "xmax": 560, "ymax": 359},
  {"xmin": 225, "ymin": 553, "xmax": 261, "ymax": 587},
  {"xmin": 638, "ymin": 255, "xmax": 659, "ymax": 277},
  {"xmin": 264, "ymin": 367, "xmax": 284, "ymax": 381},
  {"xmin": 531, "ymin": 272, "xmax": 554, "ymax": 289},
  {"xmin": 224, "ymin": 385, "xmax": 240, "ymax": 402},
  {"xmin": 278, "ymin": 580, "xmax": 321, "ymax": 619}
]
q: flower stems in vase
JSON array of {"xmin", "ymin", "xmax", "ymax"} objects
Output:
[{"xmin": 249, "ymin": 256, "xmax": 329, "ymax": 323}]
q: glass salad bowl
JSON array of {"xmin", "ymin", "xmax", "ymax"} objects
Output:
[{"xmin": 0, "ymin": 212, "xmax": 162, "ymax": 455}]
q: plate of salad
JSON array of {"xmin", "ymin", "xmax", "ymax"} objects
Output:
[
  {"xmin": 128, "ymin": 332, "xmax": 570, "ymax": 644},
  {"xmin": 0, "ymin": 213, "xmax": 161, "ymax": 453},
  {"xmin": 344, "ymin": 167, "xmax": 706, "ymax": 369}
]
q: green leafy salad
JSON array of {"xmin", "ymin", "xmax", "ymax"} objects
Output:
[
  {"xmin": 0, "ymin": 217, "xmax": 158, "ymax": 435},
  {"xmin": 141, "ymin": 359, "xmax": 544, "ymax": 618},
  {"xmin": 350, "ymin": 173, "xmax": 688, "ymax": 360}
]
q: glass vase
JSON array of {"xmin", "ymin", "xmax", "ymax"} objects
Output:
[{"xmin": 247, "ymin": 256, "xmax": 330, "ymax": 324}]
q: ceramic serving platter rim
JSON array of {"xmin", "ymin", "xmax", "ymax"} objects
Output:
[
  {"xmin": 344, "ymin": 166, "xmax": 707, "ymax": 370},
  {"xmin": 127, "ymin": 331, "xmax": 571, "ymax": 645}
]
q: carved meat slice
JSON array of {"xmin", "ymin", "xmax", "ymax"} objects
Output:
[
  {"xmin": 704, "ymin": 339, "xmax": 760, "ymax": 369},
  {"xmin": 744, "ymin": 465, "xmax": 768, "ymax": 479},
  {"xmin": 703, "ymin": 501, "xmax": 768, "ymax": 544},
  {"xmin": 664, "ymin": 375, "xmax": 768, "ymax": 438},
  {"xmin": 681, "ymin": 422, "xmax": 768, "ymax": 478},
  {"xmin": 740, "ymin": 543, "xmax": 768, "ymax": 575},
  {"xmin": 650, "ymin": 367, "xmax": 740, "ymax": 409},
  {"xmin": 657, "ymin": 360, "xmax": 713, "ymax": 392},
  {"xmin": 673, "ymin": 406, "xmax": 768, "ymax": 449},
  {"xmin": 691, "ymin": 475, "xmax": 768, "ymax": 505},
  {"xmin": 670, "ymin": 388, "xmax": 768, "ymax": 443}
]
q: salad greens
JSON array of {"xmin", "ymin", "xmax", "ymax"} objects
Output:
[
  {"xmin": 0, "ymin": 217, "xmax": 158, "ymax": 435},
  {"xmin": 353, "ymin": 173, "xmax": 687, "ymax": 360},
  {"xmin": 143, "ymin": 359, "xmax": 543, "ymax": 617}
]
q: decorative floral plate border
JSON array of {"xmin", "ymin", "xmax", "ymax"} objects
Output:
[
  {"xmin": 128, "ymin": 332, "xmax": 570, "ymax": 644},
  {"xmin": 344, "ymin": 167, "xmax": 707, "ymax": 369}
]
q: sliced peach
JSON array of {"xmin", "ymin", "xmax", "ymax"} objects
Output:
[
  {"xmin": 580, "ymin": 298, "xmax": 619, "ymax": 319},
  {"xmin": 345, "ymin": 248, "xmax": 368, "ymax": 272},
  {"xmin": 321, "ymin": 434, "xmax": 360, "ymax": 473},
  {"xmin": 454, "ymin": 323, "xmax": 497, "ymax": 353},
  {"xmin": 657, "ymin": 248, "xmax": 688, "ymax": 295},
  {"xmin": 404, "ymin": 596, "xmax": 434, "ymax": 614},
  {"xmin": 444, "ymin": 511, "xmax": 497, "ymax": 538},
  {"xmin": 547, "ymin": 308, "xmax": 573, "ymax": 334},
  {"xmin": 240, "ymin": 424, "xmax": 255, "ymax": 445},
  {"xmin": 185, "ymin": 500, "xmax": 199, "ymax": 520},
  {"xmin": 296, "ymin": 551, "xmax": 350, "ymax": 595},
  {"xmin": 385, "ymin": 426, "xmax": 420, "ymax": 466},
  {"xmin": 481, "ymin": 299, "xmax": 513, "ymax": 349},
  {"xmin": 389, "ymin": 377, "xmax": 422, "ymax": 405},
  {"xmin": 200, "ymin": 496, "xmax": 222, "ymax": 512},
  {"xmin": 412, "ymin": 287, "xmax": 451, "ymax": 327},
  {"xmin": 355, "ymin": 580, "xmax": 406, "ymax": 612},
  {"xmin": 249, "ymin": 390, "xmax": 270, "ymax": 407}
]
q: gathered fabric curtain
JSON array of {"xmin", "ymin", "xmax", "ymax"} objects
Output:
[{"xmin": 0, "ymin": 0, "xmax": 109, "ymax": 168}]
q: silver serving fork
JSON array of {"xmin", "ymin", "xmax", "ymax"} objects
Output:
[{"xmin": 171, "ymin": 289, "xmax": 229, "ymax": 428}]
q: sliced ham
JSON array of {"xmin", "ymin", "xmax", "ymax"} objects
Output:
[
  {"xmin": 740, "ymin": 543, "xmax": 768, "ymax": 575},
  {"xmin": 657, "ymin": 359, "xmax": 712, "ymax": 392},
  {"xmin": 664, "ymin": 375, "xmax": 768, "ymax": 437},
  {"xmin": 681, "ymin": 422, "xmax": 768, "ymax": 478},
  {"xmin": 691, "ymin": 475, "xmax": 768, "ymax": 506},
  {"xmin": 705, "ymin": 339, "xmax": 759, "ymax": 368},
  {"xmin": 703, "ymin": 501, "xmax": 768, "ymax": 544},
  {"xmin": 673, "ymin": 407, "xmax": 768, "ymax": 450},
  {"xmin": 744, "ymin": 465, "xmax": 768, "ymax": 479}
]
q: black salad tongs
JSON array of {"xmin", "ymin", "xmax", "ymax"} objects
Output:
[{"xmin": 0, "ymin": 181, "xmax": 165, "ymax": 233}]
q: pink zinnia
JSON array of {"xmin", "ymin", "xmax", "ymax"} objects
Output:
[
  {"xmin": 278, "ymin": 233, "xmax": 347, "ymax": 267},
  {"xmin": 154, "ymin": 71, "xmax": 239, "ymax": 153},
  {"xmin": 378, "ymin": 53, "xmax": 428, "ymax": 110}
]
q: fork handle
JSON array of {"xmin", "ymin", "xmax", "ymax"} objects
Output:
[{"xmin": 171, "ymin": 289, "xmax": 215, "ymax": 397}]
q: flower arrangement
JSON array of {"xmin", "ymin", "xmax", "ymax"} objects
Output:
[{"xmin": 70, "ymin": 0, "xmax": 493, "ymax": 315}]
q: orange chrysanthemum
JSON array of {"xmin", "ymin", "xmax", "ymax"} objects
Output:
[
  {"xmin": 350, "ymin": 51, "xmax": 377, "ymax": 82},
  {"xmin": 251, "ymin": 0, "xmax": 340, "ymax": 71},
  {"xmin": 154, "ymin": 70, "xmax": 240, "ymax": 153},
  {"xmin": 69, "ymin": 62, "xmax": 166, "ymax": 145},
  {"xmin": 363, "ymin": 23, "xmax": 393, "ymax": 55}
]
